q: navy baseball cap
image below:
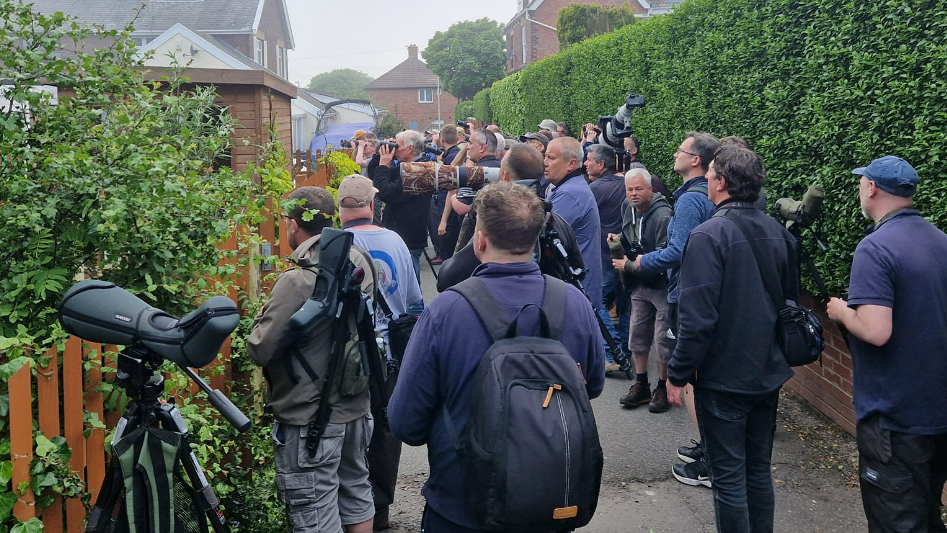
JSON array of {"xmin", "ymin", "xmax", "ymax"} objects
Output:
[{"xmin": 852, "ymin": 155, "xmax": 918, "ymax": 197}]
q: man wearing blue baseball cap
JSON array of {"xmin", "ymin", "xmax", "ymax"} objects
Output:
[{"xmin": 826, "ymin": 155, "xmax": 947, "ymax": 532}]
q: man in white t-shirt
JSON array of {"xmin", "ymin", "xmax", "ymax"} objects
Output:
[{"xmin": 336, "ymin": 174, "xmax": 423, "ymax": 530}]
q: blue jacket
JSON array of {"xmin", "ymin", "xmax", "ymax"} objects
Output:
[
  {"xmin": 388, "ymin": 262, "xmax": 605, "ymax": 529},
  {"xmin": 547, "ymin": 170, "xmax": 603, "ymax": 309},
  {"xmin": 638, "ymin": 176, "xmax": 715, "ymax": 303}
]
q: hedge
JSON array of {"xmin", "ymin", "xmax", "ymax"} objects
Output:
[{"xmin": 490, "ymin": 0, "xmax": 947, "ymax": 294}]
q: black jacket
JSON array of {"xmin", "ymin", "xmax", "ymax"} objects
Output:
[
  {"xmin": 436, "ymin": 211, "xmax": 585, "ymax": 292},
  {"xmin": 620, "ymin": 192, "xmax": 673, "ymax": 289},
  {"xmin": 476, "ymin": 155, "xmax": 501, "ymax": 168},
  {"xmin": 371, "ymin": 156, "xmax": 431, "ymax": 250},
  {"xmin": 668, "ymin": 200, "xmax": 797, "ymax": 394}
]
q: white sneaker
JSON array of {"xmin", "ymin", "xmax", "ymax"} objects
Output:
[{"xmin": 604, "ymin": 362, "xmax": 621, "ymax": 373}]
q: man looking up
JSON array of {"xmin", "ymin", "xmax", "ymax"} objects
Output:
[
  {"xmin": 667, "ymin": 146, "xmax": 796, "ymax": 532},
  {"xmin": 248, "ymin": 186, "xmax": 377, "ymax": 533},
  {"xmin": 388, "ymin": 181, "xmax": 604, "ymax": 533},
  {"xmin": 826, "ymin": 156, "xmax": 947, "ymax": 533},
  {"xmin": 631, "ymin": 131, "xmax": 720, "ymax": 484},
  {"xmin": 610, "ymin": 169, "xmax": 674, "ymax": 412},
  {"xmin": 545, "ymin": 136, "xmax": 603, "ymax": 320},
  {"xmin": 586, "ymin": 144, "xmax": 629, "ymax": 372}
]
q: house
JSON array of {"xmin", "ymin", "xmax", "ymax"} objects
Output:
[
  {"xmin": 503, "ymin": 0, "xmax": 684, "ymax": 75},
  {"xmin": 365, "ymin": 45, "xmax": 459, "ymax": 133},
  {"xmin": 29, "ymin": 0, "xmax": 299, "ymax": 173}
]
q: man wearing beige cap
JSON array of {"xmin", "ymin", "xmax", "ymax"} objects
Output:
[
  {"xmin": 337, "ymin": 174, "xmax": 423, "ymax": 530},
  {"xmin": 538, "ymin": 119, "xmax": 559, "ymax": 135}
]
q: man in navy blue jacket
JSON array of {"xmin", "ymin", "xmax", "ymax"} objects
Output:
[
  {"xmin": 388, "ymin": 181, "xmax": 605, "ymax": 533},
  {"xmin": 667, "ymin": 145, "xmax": 796, "ymax": 533}
]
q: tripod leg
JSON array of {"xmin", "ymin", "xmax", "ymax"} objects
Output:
[
  {"xmin": 178, "ymin": 444, "xmax": 231, "ymax": 533},
  {"xmin": 422, "ymin": 248, "xmax": 439, "ymax": 280},
  {"xmin": 596, "ymin": 311, "xmax": 634, "ymax": 380}
]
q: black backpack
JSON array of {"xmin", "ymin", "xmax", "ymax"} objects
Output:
[{"xmin": 446, "ymin": 275, "xmax": 603, "ymax": 532}]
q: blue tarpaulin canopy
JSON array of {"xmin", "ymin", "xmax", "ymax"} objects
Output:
[{"xmin": 309, "ymin": 122, "xmax": 376, "ymax": 153}]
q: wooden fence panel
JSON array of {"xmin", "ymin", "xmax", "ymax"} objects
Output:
[
  {"xmin": 61, "ymin": 337, "xmax": 86, "ymax": 533},
  {"xmin": 83, "ymin": 344, "xmax": 106, "ymax": 505},
  {"xmin": 37, "ymin": 347, "xmax": 63, "ymax": 532},
  {"xmin": 9, "ymin": 362, "xmax": 34, "ymax": 521}
]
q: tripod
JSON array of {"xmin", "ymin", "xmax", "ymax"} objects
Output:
[{"xmin": 87, "ymin": 346, "xmax": 250, "ymax": 533}]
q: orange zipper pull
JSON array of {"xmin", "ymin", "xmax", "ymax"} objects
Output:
[{"xmin": 542, "ymin": 384, "xmax": 562, "ymax": 408}]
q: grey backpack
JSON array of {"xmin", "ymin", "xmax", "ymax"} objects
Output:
[{"xmin": 446, "ymin": 275, "xmax": 603, "ymax": 532}]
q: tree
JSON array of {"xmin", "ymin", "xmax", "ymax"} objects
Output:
[
  {"xmin": 306, "ymin": 68, "xmax": 374, "ymax": 100},
  {"xmin": 374, "ymin": 112, "xmax": 404, "ymax": 139},
  {"xmin": 423, "ymin": 18, "xmax": 506, "ymax": 101},
  {"xmin": 557, "ymin": 3, "xmax": 637, "ymax": 48}
]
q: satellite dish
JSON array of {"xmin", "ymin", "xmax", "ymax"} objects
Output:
[{"xmin": 189, "ymin": 45, "xmax": 199, "ymax": 56}]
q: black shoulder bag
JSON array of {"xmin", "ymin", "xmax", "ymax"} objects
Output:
[{"xmin": 724, "ymin": 210, "xmax": 824, "ymax": 366}]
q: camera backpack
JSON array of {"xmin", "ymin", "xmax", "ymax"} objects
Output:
[{"xmin": 446, "ymin": 275, "xmax": 603, "ymax": 532}]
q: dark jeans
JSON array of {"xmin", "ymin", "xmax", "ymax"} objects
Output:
[
  {"xmin": 694, "ymin": 387, "xmax": 779, "ymax": 533},
  {"xmin": 857, "ymin": 415, "xmax": 947, "ymax": 533}
]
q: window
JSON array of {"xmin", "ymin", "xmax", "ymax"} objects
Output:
[
  {"xmin": 418, "ymin": 88, "xmax": 433, "ymax": 103},
  {"xmin": 521, "ymin": 26, "xmax": 527, "ymax": 66},
  {"xmin": 254, "ymin": 37, "xmax": 267, "ymax": 67},
  {"xmin": 277, "ymin": 46, "xmax": 286, "ymax": 78}
]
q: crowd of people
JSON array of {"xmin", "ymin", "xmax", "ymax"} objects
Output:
[{"xmin": 247, "ymin": 117, "xmax": 947, "ymax": 533}]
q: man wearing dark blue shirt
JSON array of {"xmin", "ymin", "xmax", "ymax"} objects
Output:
[
  {"xmin": 827, "ymin": 155, "xmax": 947, "ymax": 532},
  {"xmin": 388, "ymin": 181, "xmax": 605, "ymax": 532}
]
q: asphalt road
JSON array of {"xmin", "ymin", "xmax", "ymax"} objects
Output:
[{"xmin": 381, "ymin": 251, "xmax": 869, "ymax": 532}]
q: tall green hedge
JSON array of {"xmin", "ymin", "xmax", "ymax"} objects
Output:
[
  {"xmin": 491, "ymin": 0, "xmax": 947, "ymax": 293},
  {"xmin": 472, "ymin": 88, "xmax": 493, "ymax": 123}
]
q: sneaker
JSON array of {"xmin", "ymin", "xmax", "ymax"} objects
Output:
[
  {"xmin": 649, "ymin": 387, "xmax": 671, "ymax": 413},
  {"xmin": 672, "ymin": 458, "xmax": 711, "ymax": 488},
  {"xmin": 677, "ymin": 440, "xmax": 703, "ymax": 464},
  {"xmin": 604, "ymin": 361, "xmax": 621, "ymax": 373},
  {"xmin": 619, "ymin": 381, "xmax": 652, "ymax": 407}
]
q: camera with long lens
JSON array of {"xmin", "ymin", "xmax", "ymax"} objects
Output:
[
  {"xmin": 395, "ymin": 162, "xmax": 501, "ymax": 196},
  {"xmin": 457, "ymin": 120, "xmax": 470, "ymax": 129},
  {"xmin": 775, "ymin": 185, "xmax": 825, "ymax": 228},
  {"xmin": 595, "ymin": 93, "xmax": 645, "ymax": 150},
  {"xmin": 378, "ymin": 140, "xmax": 443, "ymax": 157}
]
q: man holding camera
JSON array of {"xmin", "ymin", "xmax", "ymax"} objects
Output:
[
  {"xmin": 586, "ymin": 144, "xmax": 629, "ymax": 372},
  {"xmin": 667, "ymin": 146, "xmax": 796, "ymax": 532},
  {"xmin": 388, "ymin": 181, "xmax": 605, "ymax": 533},
  {"xmin": 373, "ymin": 130, "xmax": 433, "ymax": 282},
  {"xmin": 826, "ymin": 156, "xmax": 947, "ymax": 533},
  {"xmin": 610, "ymin": 168, "xmax": 674, "ymax": 412},
  {"xmin": 248, "ymin": 186, "xmax": 377, "ymax": 533}
]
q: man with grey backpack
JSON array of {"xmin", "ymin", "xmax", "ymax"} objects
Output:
[{"xmin": 388, "ymin": 181, "xmax": 605, "ymax": 533}]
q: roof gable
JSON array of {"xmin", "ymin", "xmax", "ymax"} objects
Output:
[
  {"xmin": 365, "ymin": 57, "xmax": 439, "ymax": 90},
  {"xmin": 135, "ymin": 23, "xmax": 253, "ymax": 70},
  {"xmin": 28, "ymin": 0, "xmax": 292, "ymax": 46}
]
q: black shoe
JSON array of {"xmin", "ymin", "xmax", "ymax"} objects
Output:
[
  {"xmin": 619, "ymin": 381, "xmax": 652, "ymax": 407},
  {"xmin": 672, "ymin": 458, "xmax": 711, "ymax": 488},
  {"xmin": 649, "ymin": 387, "xmax": 671, "ymax": 413},
  {"xmin": 677, "ymin": 439, "xmax": 703, "ymax": 463}
]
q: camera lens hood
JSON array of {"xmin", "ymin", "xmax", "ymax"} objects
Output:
[{"xmin": 59, "ymin": 280, "xmax": 238, "ymax": 368}]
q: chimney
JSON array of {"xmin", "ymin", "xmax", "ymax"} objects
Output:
[{"xmin": 408, "ymin": 44, "xmax": 419, "ymax": 59}]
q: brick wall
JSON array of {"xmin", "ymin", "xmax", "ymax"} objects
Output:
[
  {"xmin": 259, "ymin": 0, "xmax": 290, "ymax": 75},
  {"xmin": 367, "ymin": 88, "xmax": 458, "ymax": 133},
  {"xmin": 216, "ymin": 34, "xmax": 251, "ymax": 59},
  {"xmin": 505, "ymin": 0, "xmax": 649, "ymax": 74},
  {"xmin": 785, "ymin": 294, "xmax": 856, "ymax": 435}
]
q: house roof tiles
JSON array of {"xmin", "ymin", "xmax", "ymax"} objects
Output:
[
  {"xmin": 29, "ymin": 0, "xmax": 263, "ymax": 34},
  {"xmin": 365, "ymin": 57, "xmax": 439, "ymax": 90}
]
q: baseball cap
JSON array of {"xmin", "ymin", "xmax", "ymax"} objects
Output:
[
  {"xmin": 519, "ymin": 132, "xmax": 549, "ymax": 147},
  {"xmin": 538, "ymin": 119, "xmax": 558, "ymax": 131},
  {"xmin": 852, "ymin": 155, "xmax": 919, "ymax": 197},
  {"xmin": 352, "ymin": 129, "xmax": 367, "ymax": 140},
  {"xmin": 337, "ymin": 175, "xmax": 378, "ymax": 208}
]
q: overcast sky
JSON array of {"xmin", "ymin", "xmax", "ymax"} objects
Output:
[{"xmin": 283, "ymin": 0, "xmax": 518, "ymax": 87}]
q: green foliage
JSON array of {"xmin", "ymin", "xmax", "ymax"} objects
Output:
[
  {"xmin": 491, "ymin": 0, "xmax": 947, "ymax": 295},
  {"xmin": 472, "ymin": 88, "xmax": 492, "ymax": 123},
  {"xmin": 454, "ymin": 101, "xmax": 476, "ymax": 123},
  {"xmin": 305, "ymin": 69, "xmax": 374, "ymax": 100},
  {"xmin": 423, "ymin": 18, "xmax": 506, "ymax": 101},
  {"xmin": 557, "ymin": 3, "xmax": 637, "ymax": 48},
  {"xmin": 319, "ymin": 149, "xmax": 361, "ymax": 190},
  {"xmin": 374, "ymin": 113, "xmax": 404, "ymax": 139}
]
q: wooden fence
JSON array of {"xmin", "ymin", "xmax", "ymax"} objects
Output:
[{"xmin": 6, "ymin": 148, "xmax": 343, "ymax": 530}]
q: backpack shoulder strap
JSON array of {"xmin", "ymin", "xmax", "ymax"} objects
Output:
[
  {"xmin": 449, "ymin": 277, "xmax": 510, "ymax": 341},
  {"xmin": 541, "ymin": 275, "xmax": 567, "ymax": 340}
]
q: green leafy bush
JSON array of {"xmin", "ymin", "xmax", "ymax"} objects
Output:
[
  {"xmin": 557, "ymin": 3, "xmax": 637, "ymax": 48},
  {"xmin": 472, "ymin": 88, "xmax": 492, "ymax": 124},
  {"xmin": 491, "ymin": 0, "xmax": 947, "ymax": 294},
  {"xmin": 455, "ymin": 101, "xmax": 476, "ymax": 123}
]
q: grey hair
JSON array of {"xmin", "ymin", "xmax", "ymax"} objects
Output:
[
  {"xmin": 555, "ymin": 137, "xmax": 584, "ymax": 167},
  {"xmin": 586, "ymin": 144, "xmax": 616, "ymax": 171},
  {"xmin": 624, "ymin": 168, "xmax": 652, "ymax": 186},
  {"xmin": 396, "ymin": 130, "xmax": 424, "ymax": 157}
]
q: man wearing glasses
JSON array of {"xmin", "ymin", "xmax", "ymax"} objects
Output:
[{"xmin": 626, "ymin": 131, "xmax": 720, "ymax": 487}]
